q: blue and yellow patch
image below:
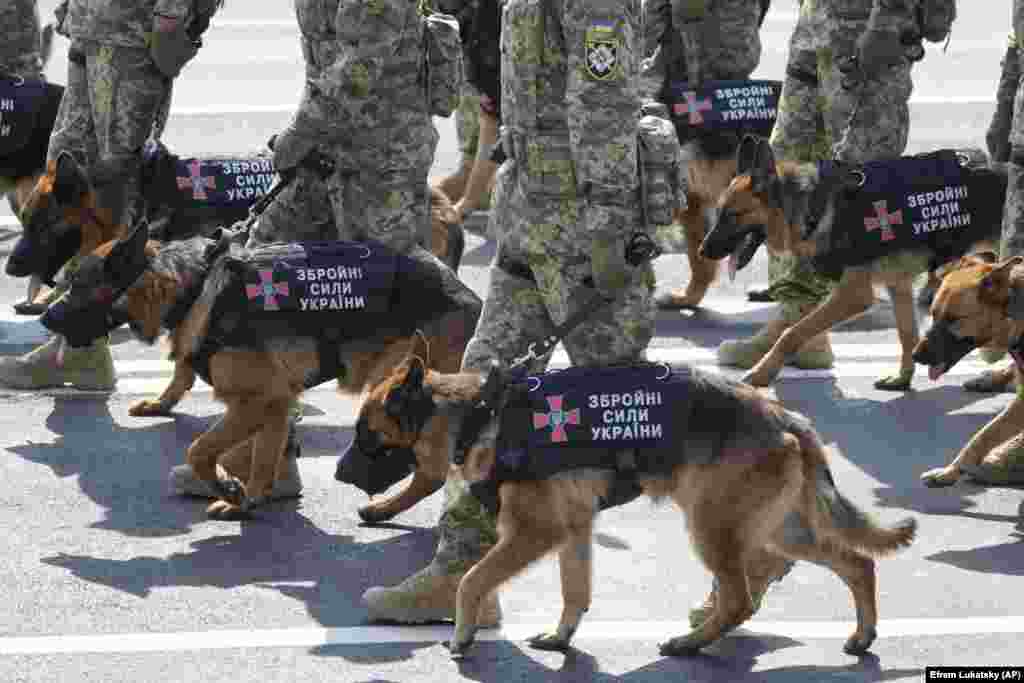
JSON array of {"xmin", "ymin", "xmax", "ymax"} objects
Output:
[{"xmin": 584, "ymin": 20, "xmax": 620, "ymax": 81}]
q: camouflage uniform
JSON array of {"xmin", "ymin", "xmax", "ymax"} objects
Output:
[
  {"xmin": 766, "ymin": 0, "xmax": 918, "ymax": 317},
  {"xmin": 0, "ymin": 0, "xmax": 203, "ymax": 392},
  {"xmin": 1003, "ymin": 2, "xmax": 1024, "ymax": 259},
  {"xmin": 244, "ymin": 2, "xmax": 337, "ymax": 247},
  {"xmin": 272, "ymin": 0, "xmax": 439, "ymax": 255},
  {"xmin": 363, "ymin": 0, "xmax": 654, "ymax": 624},
  {"xmin": 0, "ymin": 0, "xmax": 44, "ymax": 79}
]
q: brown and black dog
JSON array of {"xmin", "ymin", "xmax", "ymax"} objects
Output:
[
  {"xmin": 700, "ymin": 136, "xmax": 1003, "ymax": 391},
  {"xmin": 912, "ymin": 252, "xmax": 1024, "ymax": 487},
  {"xmin": 39, "ymin": 212, "xmax": 482, "ymax": 519},
  {"xmin": 353, "ymin": 334, "xmax": 917, "ymax": 659}
]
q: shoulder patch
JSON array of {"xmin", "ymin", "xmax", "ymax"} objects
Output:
[{"xmin": 584, "ymin": 20, "xmax": 620, "ymax": 81}]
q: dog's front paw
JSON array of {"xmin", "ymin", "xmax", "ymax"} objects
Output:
[
  {"xmin": 920, "ymin": 466, "xmax": 960, "ymax": 488},
  {"xmin": 658, "ymin": 634, "xmax": 707, "ymax": 657},
  {"xmin": 358, "ymin": 503, "xmax": 398, "ymax": 524},
  {"xmin": 444, "ymin": 635, "xmax": 476, "ymax": 659},
  {"xmin": 842, "ymin": 626, "xmax": 877, "ymax": 655},
  {"xmin": 129, "ymin": 399, "xmax": 172, "ymax": 417},
  {"xmin": 206, "ymin": 499, "xmax": 247, "ymax": 519},
  {"xmin": 526, "ymin": 631, "xmax": 572, "ymax": 652}
]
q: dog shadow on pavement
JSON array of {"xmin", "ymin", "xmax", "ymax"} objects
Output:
[
  {"xmin": 449, "ymin": 634, "xmax": 921, "ymax": 683},
  {"xmin": 773, "ymin": 381, "xmax": 1011, "ymax": 521}
]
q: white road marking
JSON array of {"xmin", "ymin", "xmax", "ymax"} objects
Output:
[{"xmin": 0, "ymin": 616, "xmax": 1021, "ymax": 655}]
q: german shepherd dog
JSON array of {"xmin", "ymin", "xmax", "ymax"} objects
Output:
[
  {"xmin": 912, "ymin": 252, "xmax": 1024, "ymax": 487},
  {"xmin": 6, "ymin": 145, "xmax": 467, "ymax": 304},
  {"xmin": 39, "ymin": 220, "xmax": 482, "ymax": 519},
  {"xmin": 1, "ymin": 23, "xmax": 62, "ymax": 309},
  {"xmin": 700, "ymin": 136, "xmax": 1003, "ymax": 391},
  {"xmin": 352, "ymin": 334, "xmax": 917, "ymax": 658}
]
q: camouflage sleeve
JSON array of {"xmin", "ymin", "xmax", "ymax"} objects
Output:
[
  {"xmin": 153, "ymin": 0, "xmax": 198, "ymax": 19},
  {"xmin": 563, "ymin": 0, "xmax": 641, "ymax": 205}
]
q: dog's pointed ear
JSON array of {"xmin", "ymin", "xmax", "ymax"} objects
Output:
[
  {"xmin": 479, "ymin": 361, "xmax": 505, "ymax": 404},
  {"xmin": 752, "ymin": 137, "xmax": 777, "ymax": 182},
  {"xmin": 386, "ymin": 354, "xmax": 427, "ymax": 419},
  {"xmin": 736, "ymin": 135, "xmax": 759, "ymax": 176},
  {"xmin": 104, "ymin": 221, "xmax": 149, "ymax": 279},
  {"xmin": 53, "ymin": 151, "xmax": 89, "ymax": 208},
  {"xmin": 408, "ymin": 330, "xmax": 431, "ymax": 369}
]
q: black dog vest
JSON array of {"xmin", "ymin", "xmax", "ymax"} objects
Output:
[
  {"xmin": 0, "ymin": 76, "xmax": 64, "ymax": 178},
  {"xmin": 811, "ymin": 150, "xmax": 1007, "ymax": 280},
  {"xmin": 664, "ymin": 79, "xmax": 781, "ymax": 152},
  {"xmin": 187, "ymin": 240, "xmax": 398, "ymax": 385},
  {"xmin": 470, "ymin": 363, "xmax": 697, "ymax": 515}
]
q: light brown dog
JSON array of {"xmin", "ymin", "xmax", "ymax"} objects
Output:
[
  {"xmin": 700, "ymin": 138, "xmax": 1002, "ymax": 391},
  {"xmin": 912, "ymin": 253, "xmax": 1024, "ymax": 487},
  {"xmin": 42, "ymin": 218, "xmax": 481, "ymax": 520},
  {"xmin": 657, "ymin": 150, "xmax": 742, "ymax": 309},
  {"xmin": 355, "ymin": 335, "xmax": 917, "ymax": 659}
]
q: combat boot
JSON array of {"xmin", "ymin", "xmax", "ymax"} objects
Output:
[
  {"xmin": 363, "ymin": 477, "xmax": 501, "ymax": 626},
  {"xmin": 961, "ymin": 432, "xmax": 1024, "ymax": 486},
  {"xmin": 717, "ymin": 318, "xmax": 789, "ymax": 369},
  {"xmin": 0, "ymin": 335, "xmax": 115, "ymax": 390}
]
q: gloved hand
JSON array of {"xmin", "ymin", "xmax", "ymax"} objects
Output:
[
  {"xmin": 150, "ymin": 12, "xmax": 199, "ymax": 78},
  {"xmin": 588, "ymin": 205, "xmax": 638, "ymax": 299},
  {"xmin": 854, "ymin": 24, "xmax": 906, "ymax": 78},
  {"xmin": 53, "ymin": 1, "xmax": 69, "ymax": 37},
  {"xmin": 271, "ymin": 123, "xmax": 316, "ymax": 173},
  {"xmin": 987, "ymin": 44, "xmax": 1020, "ymax": 163}
]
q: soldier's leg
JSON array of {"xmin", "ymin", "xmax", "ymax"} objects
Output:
[
  {"xmin": 247, "ymin": 164, "xmax": 337, "ymax": 247},
  {"xmin": 718, "ymin": 39, "xmax": 834, "ymax": 369},
  {"xmin": 434, "ymin": 89, "xmax": 482, "ymax": 203},
  {"xmin": 331, "ymin": 167, "xmax": 427, "ymax": 254}
]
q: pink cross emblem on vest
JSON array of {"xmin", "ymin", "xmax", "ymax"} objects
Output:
[
  {"xmin": 533, "ymin": 395, "xmax": 581, "ymax": 443},
  {"xmin": 863, "ymin": 200, "xmax": 901, "ymax": 242},
  {"xmin": 674, "ymin": 91, "xmax": 714, "ymax": 125},
  {"xmin": 245, "ymin": 269, "xmax": 290, "ymax": 311},
  {"xmin": 177, "ymin": 159, "xmax": 217, "ymax": 201}
]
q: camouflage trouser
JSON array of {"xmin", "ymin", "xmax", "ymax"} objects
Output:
[
  {"xmin": 767, "ymin": 15, "xmax": 913, "ymax": 308},
  {"xmin": 429, "ymin": 161, "xmax": 656, "ymax": 575},
  {"xmin": 324, "ymin": 166, "xmax": 431, "ymax": 255},
  {"xmin": 1002, "ymin": 51, "xmax": 1024, "ymax": 258},
  {"xmin": 455, "ymin": 90, "xmax": 483, "ymax": 167},
  {"xmin": 47, "ymin": 39, "xmax": 171, "ymax": 227},
  {"xmin": 247, "ymin": 164, "xmax": 337, "ymax": 246}
]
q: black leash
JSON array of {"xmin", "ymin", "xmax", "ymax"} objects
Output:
[
  {"xmin": 452, "ymin": 231, "xmax": 662, "ymax": 464},
  {"xmin": 216, "ymin": 140, "xmax": 336, "ymax": 242}
]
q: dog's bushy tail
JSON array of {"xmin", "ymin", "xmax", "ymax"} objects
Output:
[{"xmin": 795, "ymin": 429, "xmax": 917, "ymax": 556}]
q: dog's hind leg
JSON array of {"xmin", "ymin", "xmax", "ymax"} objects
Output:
[
  {"xmin": 185, "ymin": 399, "xmax": 265, "ymax": 490},
  {"xmin": 874, "ymin": 279, "xmax": 919, "ymax": 391},
  {"xmin": 527, "ymin": 520, "xmax": 595, "ymax": 652},
  {"xmin": 207, "ymin": 398, "xmax": 291, "ymax": 519},
  {"xmin": 130, "ymin": 359, "xmax": 196, "ymax": 416},
  {"xmin": 771, "ymin": 535, "xmax": 878, "ymax": 654}
]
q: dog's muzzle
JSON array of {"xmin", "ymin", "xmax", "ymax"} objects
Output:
[
  {"xmin": 6, "ymin": 228, "xmax": 83, "ymax": 285},
  {"xmin": 40, "ymin": 298, "xmax": 128, "ymax": 348},
  {"xmin": 912, "ymin": 319, "xmax": 979, "ymax": 380},
  {"xmin": 335, "ymin": 440, "xmax": 417, "ymax": 497}
]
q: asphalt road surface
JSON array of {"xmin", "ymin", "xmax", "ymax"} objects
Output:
[{"xmin": 0, "ymin": 3, "xmax": 1020, "ymax": 682}]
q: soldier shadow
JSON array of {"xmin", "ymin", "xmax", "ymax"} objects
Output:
[
  {"xmin": 4, "ymin": 397, "xmax": 336, "ymax": 539},
  {"xmin": 452, "ymin": 635, "xmax": 921, "ymax": 683},
  {"xmin": 654, "ymin": 296, "xmax": 902, "ymax": 351},
  {"xmin": 772, "ymin": 381, "xmax": 1010, "ymax": 521},
  {"xmin": 925, "ymin": 500, "xmax": 1024, "ymax": 577}
]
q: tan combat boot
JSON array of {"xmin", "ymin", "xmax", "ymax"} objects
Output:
[
  {"xmin": 0, "ymin": 335, "xmax": 115, "ymax": 390},
  {"xmin": 363, "ymin": 477, "xmax": 501, "ymax": 626}
]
